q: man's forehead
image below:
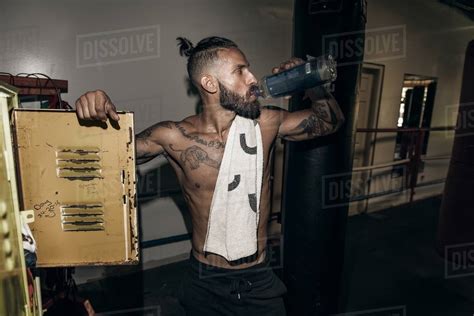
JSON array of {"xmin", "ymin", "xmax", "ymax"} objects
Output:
[{"xmin": 218, "ymin": 47, "xmax": 249, "ymax": 66}]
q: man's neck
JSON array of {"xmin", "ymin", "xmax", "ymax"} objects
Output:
[{"xmin": 199, "ymin": 102, "xmax": 236, "ymax": 136}]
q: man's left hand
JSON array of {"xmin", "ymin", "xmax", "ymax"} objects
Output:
[{"xmin": 272, "ymin": 57, "xmax": 305, "ymax": 74}]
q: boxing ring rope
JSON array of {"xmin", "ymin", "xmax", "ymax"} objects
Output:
[
  {"xmin": 351, "ymin": 126, "xmax": 455, "ymax": 209},
  {"xmin": 352, "ymin": 159, "xmax": 410, "ymax": 172}
]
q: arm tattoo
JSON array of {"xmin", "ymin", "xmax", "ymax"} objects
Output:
[
  {"xmin": 293, "ymin": 98, "xmax": 335, "ymax": 138},
  {"xmin": 308, "ymin": 86, "xmax": 344, "ymax": 126},
  {"xmin": 312, "ymin": 100, "xmax": 339, "ymax": 125},
  {"xmin": 294, "ymin": 88, "xmax": 343, "ymax": 137},
  {"xmin": 174, "ymin": 122, "xmax": 226, "ymax": 149},
  {"xmin": 296, "ymin": 114, "xmax": 330, "ymax": 137},
  {"xmin": 169, "ymin": 144, "xmax": 220, "ymax": 170},
  {"xmin": 161, "ymin": 121, "xmax": 173, "ymax": 129},
  {"xmin": 136, "ymin": 121, "xmax": 172, "ymax": 140},
  {"xmin": 314, "ymin": 102, "xmax": 330, "ymax": 121},
  {"xmin": 135, "ymin": 122, "xmax": 172, "ymax": 162},
  {"xmin": 136, "ymin": 128, "xmax": 151, "ymax": 139}
]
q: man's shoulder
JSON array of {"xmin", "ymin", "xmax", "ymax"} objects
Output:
[
  {"xmin": 179, "ymin": 114, "xmax": 199, "ymax": 127},
  {"xmin": 140, "ymin": 120, "xmax": 180, "ymax": 143},
  {"xmin": 171, "ymin": 115, "xmax": 200, "ymax": 137},
  {"xmin": 258, "ymin": 105, "xmax": 288, "ymax": 126},
  {"xmin": 160, "ymin": 115, "xmax": 203, "ymax": 140},
  {"xmin": 260, "ymin": 105, "xmax": 288, "ymax": 118},
  {"xmin": 261, "ymin": 105, "xmax": 287, "ymax": 112},
  {"xmin": 150, "ymin": 114, "xmax": 196, "ymax": 132}
]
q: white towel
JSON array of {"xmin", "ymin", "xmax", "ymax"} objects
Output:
[{"xmin": 203, "ymin": 115, "xmax": 264, "ymax": 261}]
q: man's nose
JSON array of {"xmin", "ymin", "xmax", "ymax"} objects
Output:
[{"xmin": 246, "ymin": 72, "xmax": 258, "ymax": 86}]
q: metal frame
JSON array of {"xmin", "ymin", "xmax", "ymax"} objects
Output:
[
  {"xmin": 354, "ymin": 126, "xmax": 455, "ymax": 205},
  {"xmin": 0, "ymin": 83, "xmax": 36, "ymax": 315}
]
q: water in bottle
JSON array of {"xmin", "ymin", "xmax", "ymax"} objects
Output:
[{"xmin": 251, "ymin": 54, "xmax": 337, "ymax": 99}]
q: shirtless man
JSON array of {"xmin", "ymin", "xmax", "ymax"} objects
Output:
[{"xmin": 75, "ymin": 36, "xmax": 344, "ymax": 315}]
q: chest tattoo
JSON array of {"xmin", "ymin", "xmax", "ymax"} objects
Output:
[
  {"xmin": 174, "ymin": 122, "xmax": 226, "ymax": 149},
  {"xmin": 169, "ymin": 144, "xmax": 221, "ymax": 170}
]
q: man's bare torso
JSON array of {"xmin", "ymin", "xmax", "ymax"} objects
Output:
[
  {"xmin": 74, "ymin": 53, "xmax": 342, "ymax": 269},
  {"xmin": 157, "ymin": 109, "xmax": 280, "ymax": 269}
]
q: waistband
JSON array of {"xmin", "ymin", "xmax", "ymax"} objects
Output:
[{"xmin": 190, "ymin": 250, "xmax": 270, "ymax": 277}]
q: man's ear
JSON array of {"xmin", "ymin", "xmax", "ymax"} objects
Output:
[{"xmin": 200, "ymin": 75, "xmax": 218, "ymax": 94}]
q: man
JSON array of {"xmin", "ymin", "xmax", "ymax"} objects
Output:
[{"xmin": 75, "ymin": 36, "xmax": 344, "ymax": 315}]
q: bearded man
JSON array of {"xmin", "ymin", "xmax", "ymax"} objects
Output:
[{"xmin": 75, "ymin": 36, "xmax": 344, "ymax": 316}]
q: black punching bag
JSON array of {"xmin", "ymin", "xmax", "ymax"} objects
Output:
[
  {"xmin": 281, "ymin": 0, "xmax": 366, "ymax": 315},
  {"xmin": 437, "ymin": 41, "xmax": 474, "ymax": 259}
]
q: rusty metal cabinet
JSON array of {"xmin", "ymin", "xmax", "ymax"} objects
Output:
[
  {"xmin": 12, "ymin": 109, "xmax": 139, "ymax": 267},
  {"xmin": 0, "ymin": 83, "xmax": 35, "ymax": 315}
]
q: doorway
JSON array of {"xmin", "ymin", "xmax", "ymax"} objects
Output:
[
  {"xmin": 392, "ymin": 74, "xmax": 437, "ymax": 179},
  {"xmin": 349, "ymin": 63, "xmax": 384, "ymax": 215}
]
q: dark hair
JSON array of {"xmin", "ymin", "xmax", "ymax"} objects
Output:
[{"xmin": 176, "ymin": 36, "xmax": 238, "ymax": 83}]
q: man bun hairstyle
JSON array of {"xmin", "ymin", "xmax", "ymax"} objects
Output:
[
  {"xmin": 176, "ymin": 37, "xmax": 194, "ymax": 57},
  {"xmin": 176, "ymin": 36, "xmax": 238, "ymax": 84}
]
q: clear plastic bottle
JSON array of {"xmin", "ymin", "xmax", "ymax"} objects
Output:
[{"xmin": 251, "ymin": 54, "xmax": 337, "ymax": 99}]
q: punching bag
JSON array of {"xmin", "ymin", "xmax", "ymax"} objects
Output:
[
  {"xmin": 437, "ymin": 41, "xmax": 474, "ymax": 264},
  {"xmin": 282, "ymin": 0, "xmax": 366, "ymax": 315}
]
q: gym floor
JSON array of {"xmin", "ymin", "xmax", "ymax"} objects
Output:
[{"xmin": 77, "ymin": 196, "xmax": 474, "ymax": 315}]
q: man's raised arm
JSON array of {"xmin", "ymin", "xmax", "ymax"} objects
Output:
[
  {"xmin": 75, "ymin": 90, "xmax": 169, "ymax": 165},
  {"xmin": 265, "ymin": 58, "xmax": 345, "ymax": 142},
  {"xmin": 277, "ymin": 85, "xmax": 345, "ymax": 141}
]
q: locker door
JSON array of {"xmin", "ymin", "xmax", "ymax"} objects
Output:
[
  {"xmin": 0, "ymin": 83, "xmax": 31, "ymax": 315},
  {"xmin": 12, "ymin": 109, "xmax": 138, "ymax": 267}
]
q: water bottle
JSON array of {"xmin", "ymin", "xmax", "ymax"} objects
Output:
[{"xmin": 251, "ymin": 54, "xmax": 337, "ymax": 99}]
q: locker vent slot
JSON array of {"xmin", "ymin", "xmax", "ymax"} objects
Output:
[
  {"xmin": 56, "ymin": 147, "xmax": 102, "ymax": 179},
  {"xmin": 61, "ymin": 204, "xmax": 104, "ymax": 232}
]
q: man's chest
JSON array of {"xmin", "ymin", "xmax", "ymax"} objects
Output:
[
  {"xmin": 165, "ymin": 130, "xmax": 275, "ymax": 188},
  {"xmin": 171, "ymin": 132, "xmax": 274, "ymax": 164}
]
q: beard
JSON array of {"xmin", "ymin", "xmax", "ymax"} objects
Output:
[{"xmin": 218, "ymin": 81, "xmax": 261, "ymax": 119}]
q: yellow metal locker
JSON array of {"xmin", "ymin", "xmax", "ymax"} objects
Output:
[
  {"xmin": 12, "ymin": 109, "xmax": 139, "ymax": 267},
  {"xmin": 0, "ymin": 83, "xmax": 32, "ymax": 315}
]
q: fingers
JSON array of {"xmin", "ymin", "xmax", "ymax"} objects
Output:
[
  {"xmin": 94, "ymin": 92, "xmax": 108, "ymax": 121},
  {"xmin": 75, "ymin": 90, "xmax": 119, "ymax": 122},
  {"xmin": 87, "ymin": 93, "xmax": 99, "ymax": 119},
  {"xmin": 105, "ymin": 98, "xmax": 120, "ymax": 122},
  {"xmin": 272, "ymin": 57, "xmax": 305, "ymax": 74},
  {"xmin": 79, "ymin": 95, "xmax": 91, "ymax": 119},
  {"xmin": 75, "ymin": 98, "xmax": 84, "ymax": 119}
]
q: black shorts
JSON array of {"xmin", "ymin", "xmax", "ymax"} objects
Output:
[{"xmin": 178, "ymin": 252, "xmax": 287, "ymax": 316}]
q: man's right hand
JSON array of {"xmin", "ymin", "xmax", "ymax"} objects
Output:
[{"xmin": 75, "ymin": 90, "xmax": 120, "ymax": 122}]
